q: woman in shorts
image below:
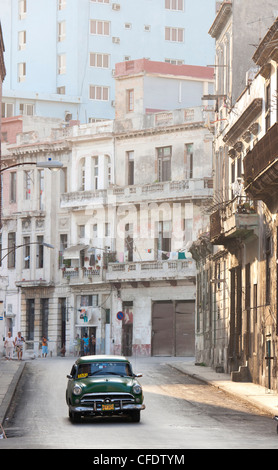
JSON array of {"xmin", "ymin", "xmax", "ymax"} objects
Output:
[{"xmin": 14, "ymin": 332, "xmax": 25, "ymax": 360}]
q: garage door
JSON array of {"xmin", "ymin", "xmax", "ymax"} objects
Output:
[
  {"xmin": 152, "ymin": 301, "xmax": 174, "ymax": 356},
  {"xmin": 152, "ymin": 301, "xmax": 195, "ymax": 357}
]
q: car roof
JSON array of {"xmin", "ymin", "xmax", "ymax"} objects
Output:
[{"xmin": 75, "ymin": 355, "xmax": 131, "ymax": 365}]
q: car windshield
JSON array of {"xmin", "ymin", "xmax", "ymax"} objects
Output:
[{"xmin": 76, "ymin": 362, "xmax": 133, "ymax": 378}]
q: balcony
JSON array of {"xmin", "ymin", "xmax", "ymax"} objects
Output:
[
  {"xmin": 61, "ymin": 267, "xmax": 104, "ymax": 285},
  {"xmin": 210, "ymin": 196, "xmax": 259, "ymax": 245},
  {"xmin": 106, "ymin": 259, "xmax": 196, "ymax": 285},
  {"xmin": 244, "ymin": 122, "xmax": 278, "ymax": 206},
  {"xmin": 60, "ymin": 178, "xmax": 213, "ymax": 209}
]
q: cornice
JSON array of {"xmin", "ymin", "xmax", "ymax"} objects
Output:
[{"xmin": 208, "ymin": 2, "xmax": 232, "ymax": 39}]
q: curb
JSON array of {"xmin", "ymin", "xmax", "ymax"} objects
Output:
[{"xmin": 0, "ymin": 362, "xmax": 26, "ymax": 426}]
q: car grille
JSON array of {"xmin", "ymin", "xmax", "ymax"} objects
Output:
[{"xmin": 80, "ymin": 392, "xmax": 135, "ymax": 411}]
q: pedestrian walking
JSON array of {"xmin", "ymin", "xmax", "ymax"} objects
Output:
[
  {"xmin": 14, "ymin": 332, "xmax": 25, "ymax": 360},
  {"xmin": 41, "ymin": 336, "xmax": 48, "ymax": 358},
  {"xmin": 4, "ymin": 331, "xmax": 15, "ymax": 360},
  {"xmin": 90, "ymin": 334, "xmax": 96, "ymax": 355},
  {"xmin": 82, "ymin": 333, "xmax": 89, "ymax": 355}
]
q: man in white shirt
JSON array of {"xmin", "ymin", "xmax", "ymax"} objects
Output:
[{"xmin": 4, "ymin": 331, "xmax": 15, "ymax": 360}]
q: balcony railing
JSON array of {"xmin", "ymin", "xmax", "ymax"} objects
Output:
[
  {"xmin": 60, "ymin": 178, "xmax": 213, "ymax": 208},
  {"xmin": 210, "ymin": 196, "xmax": 258, "ymax": 245},
  {"xmin": 244, "ymin": 122, "xmax": 278, "ymax": 185},
  {"xmin": 61, "ymin": 267, "xmax": 103, "ymax": 284},
  {"xmin": 106, "ymin": 259, "xmax": 196, "ymax": 282}
]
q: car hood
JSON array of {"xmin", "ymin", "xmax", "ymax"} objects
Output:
[{"xmin": 77, "ymin": 376, "xmax": 136, "ymax": 393}]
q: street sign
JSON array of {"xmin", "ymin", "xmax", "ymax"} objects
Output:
[{"xmin": 116, "ymin": 311, "xmax": 124, "ymax": 320}]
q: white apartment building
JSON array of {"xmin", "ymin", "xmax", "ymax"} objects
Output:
[{"xmin": 0, "ymin": 60, "xmax": 214, "ymax": 357}]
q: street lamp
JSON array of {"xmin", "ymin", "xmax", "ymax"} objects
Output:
[{"xmin": 0, "ymin": 157, "xmax": 63, "ymax": 173}]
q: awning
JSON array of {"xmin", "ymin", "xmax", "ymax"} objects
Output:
[{"xmin": 63, "ymin": 244, "xmax": 88, "ymax": 259}]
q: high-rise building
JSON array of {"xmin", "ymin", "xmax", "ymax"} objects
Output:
[{"xmin": 0, "ymin": 0, "xmax": 216, "ymax": 123}]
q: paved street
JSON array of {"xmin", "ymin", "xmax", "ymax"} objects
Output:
[{"xmin": 0, "ymin": 356, "xmax": 277, "ymax": 449}]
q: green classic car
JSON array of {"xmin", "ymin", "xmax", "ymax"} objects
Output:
[{"xmin": 66, "ymin": 355, "xmax": 145, "ymax": 423}]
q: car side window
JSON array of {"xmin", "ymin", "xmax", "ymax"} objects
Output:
[{"xmin": 70, "ymin": 365, "xmax": 77, "ymax": 378}]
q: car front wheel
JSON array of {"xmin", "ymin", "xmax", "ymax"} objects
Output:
[
  {"xmin": 130, "ymin": 410, "xmax": 140, "ymax": 422},
  {"xmin": 69, "ymin": 409, "xmax": 82, "ymax": 423}
]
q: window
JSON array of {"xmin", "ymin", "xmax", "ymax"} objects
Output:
[
  {"xmin": 18, "ymin": 0, "xmax": 26, "ymax": 19},
  {"xmin": 80, "ymin": 158, "xmax": 85, "ymax": 190},
  {"xmin": 18, "ymin": 62, "xmax": 26, "ymax": 82},
  {"xmin": 157, "ymin": 221, "xmax": 171, "ymax": 260},
  {"xmin": 19, "ymin": 103, "xmax": 34, "ymax": 115},
  {"xmin": 24, "ymin": 170, "xmax": 31, "ymax": 199},
  {"xmin": 165, "ymin": 58, "xmax": 184, "ymax": 65},
  {"xmin": 57, "ymin": 86, "xmax": 66, "ymax": 94},
  {"xmin": 125, "ymin": 224, "xmax": 133, "ymax": 262},
  {"xmin": 265, "ymin": 235, "xmax": 271, "ymax": 305},
  {"xmin": 165, "ymin": 0, "xmax": 184, "ymax": 10},
  {"xmin": 89, "ymin": 85, "xmax": 109, "ymax": 101},
  {"xmin": 93, "ymin": 156, "xmax": 99, "ymax": 190},
  {"xmin": 185, "ymin": 143, "xmax": 193, "ymax": 178},
  {"xmin": 23, "ymin": 236, "xmax": 30, "ymax": 269},
  {"xmin": 265, "ymin": 82, "xmax": 271, "ymax": 131},
  {"xmin": 58, "ymin": 21, "xmax": 66, "ymax": 41},
  {"xmin": 36, "ymin": 236, "xmax": 44, "ymax": 269},
  {"xmin": 41, "ymin": 299, "xmax": 49, "ymax": 338},
  {"xmin": 157, "ymin": 146, "xmax": 171, "ymax": 182},
  {"xmin": 165, "ymin": 27, "xmax": 184, "ymax": 42},
  {"xmin": 126, "ymin": 151, "xmax": 134, "ymax": 185},
  {"xmin": 93, "ymin": 224, "xmax": 98, "ymax": 238},
  {"xmin": 126, "ymin": 89, "xmax": 134, "ymax": 112},
  {"xmin": 58, "ymin": 54, "xmax": 66, "ymax": 74},
  {"xmin": 26, "ymin": 299, "xmax": 35, "ymax": 342},
  {"xmin": 2, "ymin": 102, "xmax": 14, "ymax": 118},
  {"xmin": 18, "ymin": 30, "xmax": 26, "ymax": 50},
  {"xmin": 38, "ymin": 170, "xmax": 44, "ymax": 210},
  {"xmin": 58, "ymin": 0, "xmax": 66, "ymax": 9},
  {"xmin": 59, "ymin": 234, "xmax": 68, "ymax": 268},
  {"xmin": 80, "ymin": 295, "xmax": 98, "ymax": 307},
  {"xmin": 90, "ymin": 53, "xmax": 110, "ymax": 68},
  {"xmin": 79, "ymin": 225, "xmax": 85, "ymax": 238},
  {"xmin": 105, "ymin": 223, "xmax": 110, "ymax": 237},
  {"xmin": 10, "ymin": 172, "xmax": 16, "ymax": 203},
  {"xmin": 8, "ymin": 232, "xmax": 16, "ymax": 268},
  {"xmin": 90, "ymin": 20, "xmax": 110, "ymax": 36}
]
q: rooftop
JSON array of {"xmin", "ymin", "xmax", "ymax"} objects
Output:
[{"xmin": 115, "ymin": 58, "xmax": 214, "ymax": 81}]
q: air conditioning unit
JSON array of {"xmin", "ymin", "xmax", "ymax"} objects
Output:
[
  {"xmin": 112, "ymin": 3, "xmax": 120, "ymax": 10},
  {"xmin": 65, "ymin": 112, "xmax": 72, "ymax": 121},
  {"xmin": 112, "ymin": 37, "xmax": 120, "ymax": 44}
]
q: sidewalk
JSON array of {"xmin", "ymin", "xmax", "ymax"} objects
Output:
[
  {"xmin": 169, "ymin": 360, "xmax": 278, "ymax": 418},
  {"xmin": 0, "ymin": 358, "xmax": 26, "ymax": 428}
]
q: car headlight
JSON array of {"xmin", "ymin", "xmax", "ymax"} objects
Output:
[
  {"xmin": 73, "ymin": 384, "xmax": 82, "ymax": 396},
  {"xmin": 133, "ymin": 384, "xmax": 142, "ymax": 395}
]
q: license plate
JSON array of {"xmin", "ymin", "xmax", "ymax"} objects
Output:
[{"xmin": 102, "ymin": 404, "xmax": 114, "ymax": 411}]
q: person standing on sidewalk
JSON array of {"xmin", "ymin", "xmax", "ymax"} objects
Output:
[
  {"xmin": 14, "ymin": 332, "xmax": 25, "ymax": 360},
  {"xmin": 41, "ymin": 336, "xmax": 48, "ymax": 358},
  {"xmin": 4, "ymin": 331, "xmax": 15, "ymax": 360}
]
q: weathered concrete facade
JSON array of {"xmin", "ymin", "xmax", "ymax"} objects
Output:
[{"xmin": 193, "ymin": 3, "xmax": 278, "ymax": 391}]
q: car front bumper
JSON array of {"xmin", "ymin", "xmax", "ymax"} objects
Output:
[{"xmin": 69, "ymin": 403, "xmax": 145, "ymax": 413}]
